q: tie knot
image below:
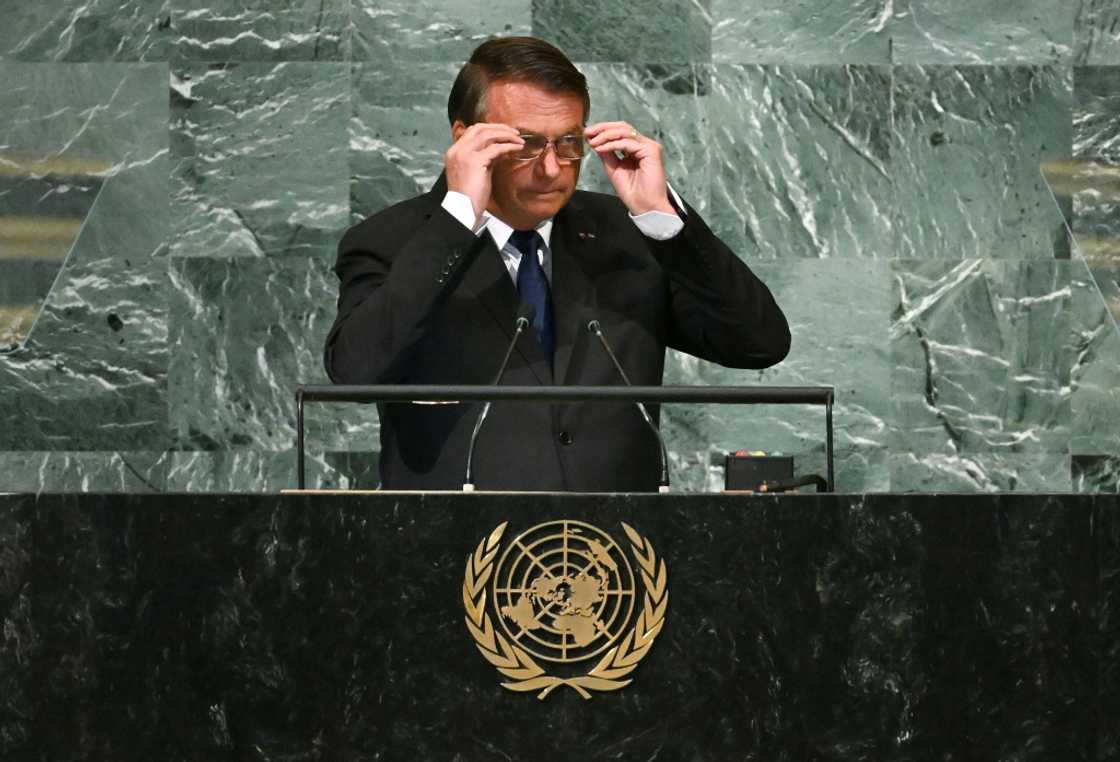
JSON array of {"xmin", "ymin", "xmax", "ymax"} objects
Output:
[{"xmin": 509, "ymin": 229, "xmax": 541, "ymax": 259}]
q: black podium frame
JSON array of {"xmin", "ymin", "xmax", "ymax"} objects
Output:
[{"xmin": 293, "ymin": 384, "xmax": 836, "ymax": 491}]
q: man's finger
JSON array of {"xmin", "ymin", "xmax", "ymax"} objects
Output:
[
  {"xmin": 459, "ymin": 123, "xmax": 524, "ymax": 145},
  {"xmin": 584, "ymin": 121, "xmax": 633, "ymax": 137},
  {"xmin": 479, "ymin": 141, "xmax": 529, "ymax": 164},
  {"xmin": 587, "ymin": 128, "xmax": 646, "ymax": 149},
  {"xmin": 590, "ymin": 137, "xmax": 646, "ymax": 157}
]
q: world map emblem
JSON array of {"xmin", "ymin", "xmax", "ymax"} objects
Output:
[{"xmin": 462, "ymin": 520, "xmax": 668, "ymax": 699}]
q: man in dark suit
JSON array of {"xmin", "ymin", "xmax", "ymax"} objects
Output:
[{"xmin": 324, "ymin": 36, "xmax": 790, "ymax": 492}]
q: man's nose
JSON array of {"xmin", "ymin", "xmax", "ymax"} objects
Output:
[{"xmin": 537, "ymin": 143, "xmax": 562, "ymax": 177}]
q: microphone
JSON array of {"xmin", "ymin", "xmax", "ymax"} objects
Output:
[
  {"xmin": 463, "ymin": 304, "xmax": 535, "ymax": 491},
  {"xmin": 587, "ymin": 320, "xmax": 671, "ymax": 493}
]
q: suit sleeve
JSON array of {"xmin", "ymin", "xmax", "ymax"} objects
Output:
[
  {"xmin": 646, "ymin": 201, "xmax": 791, "ymax": 369},
  {"xmin": 323, "ymin": 205, "xmax": 483, "ymax": 383}
]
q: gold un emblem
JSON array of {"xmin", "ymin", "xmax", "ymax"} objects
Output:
[{"xmin": 463, "ymin": 520, "xmax": 668, "ymax": 699}]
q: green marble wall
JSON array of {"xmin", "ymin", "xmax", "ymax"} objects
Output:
[{"xmin": 0, "ymin": 1, "xmax": 1118, "ymax": 493}]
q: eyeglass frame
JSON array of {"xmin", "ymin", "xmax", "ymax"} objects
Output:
[{"xmin": 513, "ymin": 132, "xmax": 586, "ymax": 162}]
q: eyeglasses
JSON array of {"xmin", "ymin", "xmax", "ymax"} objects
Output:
[{"xmin": 513, "ymin": 133, "xmax": 586, "ymax": 162}]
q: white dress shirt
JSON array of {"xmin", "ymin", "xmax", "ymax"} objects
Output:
[{"xmin": 440, "ymin": 186, "xmax": 687, "ymax": 285}]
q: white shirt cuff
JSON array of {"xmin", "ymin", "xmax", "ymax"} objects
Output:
[
  {"xmin": 629, "ymin": 183, "xmax": 686, "ymax": 241},
  {"xmin": 441, "ymin": 191, "xmax": 482, "ymax": 234}
]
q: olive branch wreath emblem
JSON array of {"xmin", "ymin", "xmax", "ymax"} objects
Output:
[{"xmin": 462, "ymin": 521, "xmax": 668, "ymax": 700}]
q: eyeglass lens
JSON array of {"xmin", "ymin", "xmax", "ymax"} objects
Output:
[{"xmin": 515, "ymin": 134, "xmax": 585, "ymax": 161}]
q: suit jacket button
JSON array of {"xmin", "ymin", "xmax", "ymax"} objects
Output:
[
  {"xmin": 558, "ymin": 430, "xmax": 573, "ymax": 446},
  {"xmin": 436, "ymin": 276, "xmax": 445, "ymax": 284}
]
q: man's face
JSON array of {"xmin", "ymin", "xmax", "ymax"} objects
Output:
[{"xmin": 456, "ymin": 80, "xmax": 584, "ymax": 230}]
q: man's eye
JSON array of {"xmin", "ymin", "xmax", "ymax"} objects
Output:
[
  {"xmin": 520, "ymin": 135, "xmax": 547, "ymax": 148},
  {"xmin": 557, "ymin": 136, "xmax": 581, "ymax": 146}
]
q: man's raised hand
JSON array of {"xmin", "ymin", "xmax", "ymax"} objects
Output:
[
  {"xmin": 445, "ymin": 123, "xmax": 525, "ymax": 224},
  {"xmin": 585, "ymin": 122, "xmax": 675, "ymax": 217}
]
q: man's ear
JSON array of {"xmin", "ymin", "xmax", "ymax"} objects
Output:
[{"xmin": 451, "ymin": 120, "xmax": 467, "ymax": 142}]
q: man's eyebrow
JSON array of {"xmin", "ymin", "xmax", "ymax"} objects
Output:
[{"xmin": 516, "ymin": 125, "xmax": 586, "ymax": 136}]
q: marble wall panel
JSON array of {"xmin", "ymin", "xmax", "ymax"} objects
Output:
[
  {"xmin": 168, "ymin": 256, "xmax": 377, "ymax": 453},
  {"xmin": 0, "ymin": 63, "xmax": 170, "ymax": 451},
  {"xmin": 1072, "ymin": 455, "xmax": 1120, "ymax": 491},
  {"xmin": 889, "ymin": 452, "xmax": 1072, "ymax": 492},
  {"xmin": 351, "ymin": 0, "xmax": 530, "ymax": 62},
  {"xmin": 892, "ymin": 66, "xmax": 1072, "ymax": 260},
  {"xmin": 0, "ymin": 452, "xmax": 168, "ymax": 493},
  {"xmin": 349, "ymin": 61, "xmax": 460, "ymax": 223},
  {"xmin": 532, "ymin": 0, "xmax": 711, "ymax": 63},
  {"xmin": 1074, "ymin": 67, "xmax": 1120, "ymax": 161},
  {"xmin": 0, "ymin": 63, "xmax": 169, "ymax": 350},
  {"xmin": 1074, "ymin": 185, "xmax": 1120, "ymax": 272},
  {"xmin": 0, "ymin": 257, "xmax": 170, "ymax": 450},
  {"xmin": 891, "ymin": 0, "xmax": 1073, "ymax": 65},
  {"xmin": 171, "ymin": 0, "xmax": 350, "ymax": 61},
  {"xmin": 707, "ymin": 65, "xmax": 893, "ymax": 259},
  {"xmin": 0, "ymin": 0, "xmax": 170, "ymax": 62},
  {"xmin": 711, "ymin": 0, "xmax": 891, "ymax": 64},
  {"xmin": 165, "ymin": 450, "xmax": 377, "ymax": 491},
  {"xmin": 0, "ymin": 62, "xmax": 167, "ymax": 177},
  {"xmin": 661, "ymin": 260, "xmax": 891, "ymax": 493},
  {"xmin": 170, "ymin": 63, "xmax": 349, "ymax": 260},
  {"xmin": 579, "ymin": 64, "xmax": 710, "ymax": 211},
  {"xmin": 1070, "ymin": 261, "xmax": 1120, "ymax": 454},
  {"xmin": 1075, "ymin": 0, "xmax": 1120, "ymax": 65},
  {"xmin": 890, "ymin": 259, "xmax": 1073, "ymax": 458}
]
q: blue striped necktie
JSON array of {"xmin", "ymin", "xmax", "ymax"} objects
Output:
[{"xmin": 509, "ymin": 229, "xmax": 554, "ymax": 362}]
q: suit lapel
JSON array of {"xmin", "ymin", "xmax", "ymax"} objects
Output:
[{"xmin": 550, "ymin": 199, "xmax": 596, "ymax": 386}]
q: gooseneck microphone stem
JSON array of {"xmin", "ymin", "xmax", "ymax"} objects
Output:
[
  {"xmin": 463, "ymin": 310, "xmax": 532, "ymax": 491},
  {"xmin": 587, "ymin": 320, "xmax": 671, "ymax": 493}
]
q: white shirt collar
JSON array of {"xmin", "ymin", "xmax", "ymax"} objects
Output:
[{"xmin": 478, "ymin": 211, "xmax": 554, "ymax": 251}]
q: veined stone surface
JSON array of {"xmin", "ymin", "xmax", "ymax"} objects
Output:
[
  {"xmin": 0, "ymin": 0, "xmax": 170, "ymax": 62},
  {"xmin": 170, "ymin": 63, "xmax": 349, "ymax": 260},
  {"xmin": 171, "ymin": 0, "xmax": 350, "ymax": 61},
  {"xmin": 352, "ymin": 0, "xmax": 530, "ymax": 62},
  {"xmin": 891, "ymin": 259, "xmax": 1073, "ymax": 457},
  {"xmin": 1070, "ymin": 259, "xmax": 1120, "ymax": 453},
  {"xmin": 532, "ymin": 0, "xmax": 711, "ymax": 63},
  {"xmin": 891, "ymin": 0, "xmax": 1073, "ymax": 64},
  {"xmin": 1074, "ymin": 66, "xmax": 1120, "ymax": 161},
  {"xmin": 707, "ymin": 65, "xmax": 893, "ymax": 259},
  {"xmin": 579, "ymin": 64, "xmax": 710, "ymax": 212},
  {"xmin": 168, "ymin": 256, "xmax": 377, "ymax": 453},
  {"xmin": 889, "ymin": 452, "xmax": 1072, "ymax": 492},
  {"xmin": 662, "ymin": 259, "xmax": 891, "ymax": 493},
  {"xmin": 0, "ymin": 3, "xmax": 1118, "ymax": 493},
  {"xmin": 1076, "ymin": 0, "xmax": 1120, "ymax": 64},
  {"xmin": 0, "ymin": 452, "xmax": 168, "ymax": 492},
  {"xmin": 349, "ymin": 61, "xmax": 460, "ymax": 222},
  {"xmin": 1073, "ymin": 454, "xmax": 1120, "ymax": 491},
  {"xmin": 712, "ymin": 0, "xmax": 891, "ymax": 64},
  {"xmin": 0, "ymin": 63, "xmax": 169, "ymax": 451},
  {"xmin": 892, "ymin": 66, "xmax": 1072, "ymax": 259},
  {"xmin": 165, "ymin": 450, "xmax": 378, "ymax": 492}
]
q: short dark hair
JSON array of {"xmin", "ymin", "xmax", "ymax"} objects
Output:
[{"xmin": 447, "ymin": 37, "xmax": 590, "ymax": 126}]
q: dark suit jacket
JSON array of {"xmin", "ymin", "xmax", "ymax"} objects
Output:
[{"xmin": 324, "ymin": 175, "xmax": 790, "ymax": 492}]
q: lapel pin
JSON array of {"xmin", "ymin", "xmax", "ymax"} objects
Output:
[{"xmin": 578, "ymin": 232, "xmax": 596, "ymax": 240}]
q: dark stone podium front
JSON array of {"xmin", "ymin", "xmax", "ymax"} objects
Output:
[{"xmin": 0, "ymin": 492, "xmax": 1116, "ymax": 760}]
